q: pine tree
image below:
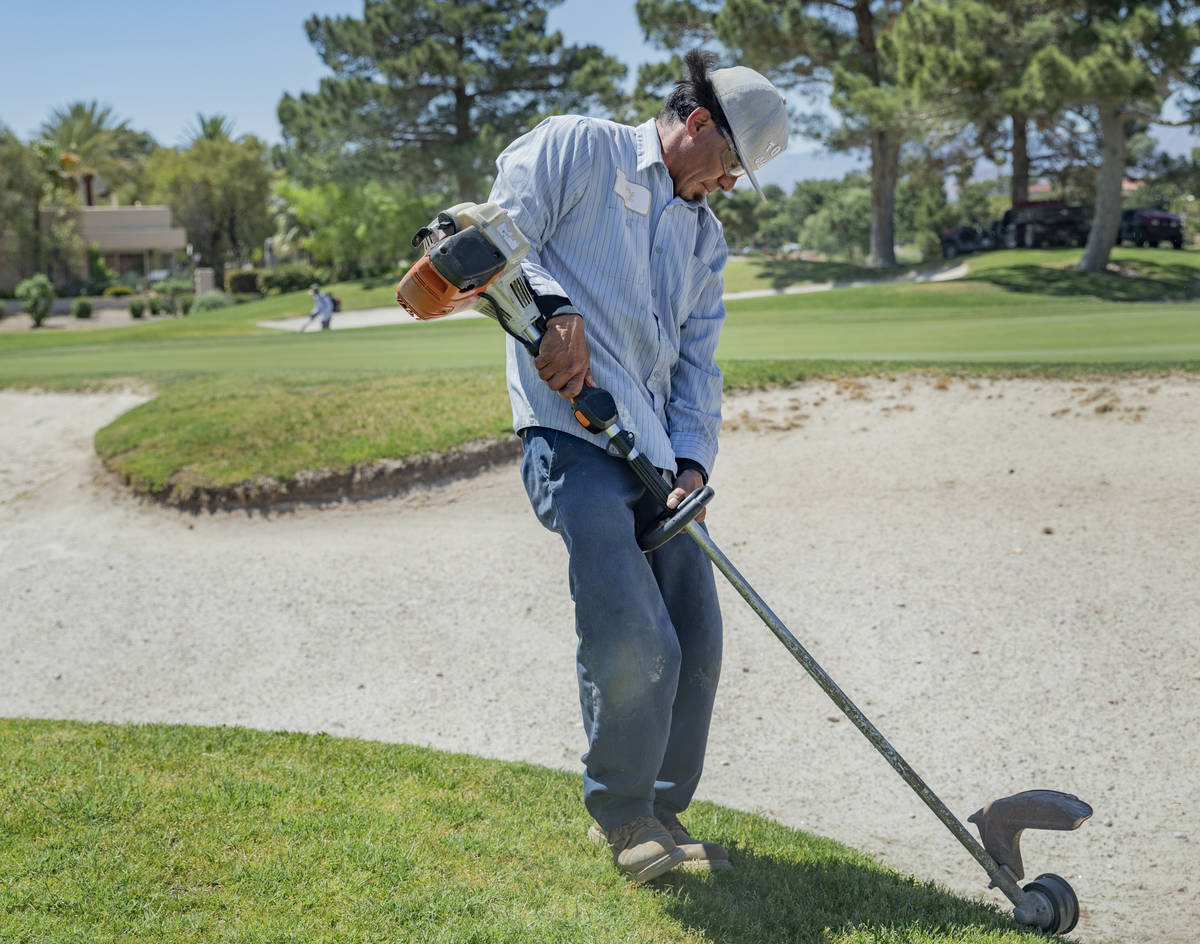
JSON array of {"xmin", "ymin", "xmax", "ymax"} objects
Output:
[
  {"xmin": 1022, "ymin": 1, "xmax": 1199, "ymax": 272},
  {"xmin": 277, "ymin": 0, "xmax": 625, "ymax": 202},
  {"xmin": 637, "ymin": 0, "xmax": 918, "ymax": 267},
  {"xmin": 887, "ymin": 0, "xmax": 1080, "ymax": 207}
]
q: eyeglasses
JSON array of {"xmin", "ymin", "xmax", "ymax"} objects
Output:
[{"xmin": 717, "ymin": 126, "xmax": 746, "ymax": 178}]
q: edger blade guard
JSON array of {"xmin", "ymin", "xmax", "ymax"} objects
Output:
[{"xmin": 968, "ymin": 790, "xmax": 1093, "ymax": 881}]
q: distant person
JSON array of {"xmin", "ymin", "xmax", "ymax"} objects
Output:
[{"xmin": 301, "ymin": 284, "xmax": 335, "ymax": 331}]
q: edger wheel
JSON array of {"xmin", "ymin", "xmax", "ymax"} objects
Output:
[{"xmin": 1023, "ymin": 873, "xmax": 1080, "ymax": 935}]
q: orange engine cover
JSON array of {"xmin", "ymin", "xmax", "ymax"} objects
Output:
[{"xmin": 396, "ymin": 255, "xmax": 490, "ymax": 321}]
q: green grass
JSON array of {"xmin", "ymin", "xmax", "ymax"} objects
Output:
[
  {"xmin": 3, "ymin": 248, "xmax": 1199, "ymax": 500},
  {"xmin": 722, "ymin": 254, "xmax": 951, "ymax": 294},
  {"xmin": 96, "ymin": 369, "xmax": 512, "ymax": 496},
  {"xmin": 0, "ymin": 279, "xmax": 405, "ymax": 353},
  {"xmin": 0, "ymin": 718, "xmax": 1069, "ymax": 944}
]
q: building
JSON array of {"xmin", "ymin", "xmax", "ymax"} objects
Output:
[
  {"xmin": 0, "ymin": 204, "xmax": 187, "ymax": 291},
  {"xmin": 76, "ymin": 204, "xmax": 188, "ymax": 279}
]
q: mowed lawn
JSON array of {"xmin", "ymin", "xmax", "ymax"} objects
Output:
[
  {"xmin": 1, "ymin": 247, "xmax": 1198, "ymax": 498},
  {"xmin": 0, "ymin": 719, "xmax": 1060, "ymax": 944}
]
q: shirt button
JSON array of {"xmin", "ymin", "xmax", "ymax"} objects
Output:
[{"xmin": 655, "ymin": 247, "xmax": 663, "ymax": 254}]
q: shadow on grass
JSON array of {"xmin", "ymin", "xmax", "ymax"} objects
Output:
[
  {"xmin": 656, "ymin": 844, "xmax": 1054, "ymax": 944},
  {"xmin": 753, "ymin": 257, "xmax": 938, "ymax": 290},
  {"xmin": 967, "ymin": 259, "xmax": 1200, "ymax": 302}
]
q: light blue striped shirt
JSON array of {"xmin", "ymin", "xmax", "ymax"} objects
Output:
[{"xmin": 488, "ymin": 115, "xmax": 728, "ymax": 477}]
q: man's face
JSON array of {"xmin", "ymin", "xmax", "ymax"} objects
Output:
[{"xmin": 671, "ymin": 110, "xmax": 741, "ymax": 202}]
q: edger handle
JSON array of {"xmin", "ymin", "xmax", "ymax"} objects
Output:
[
  {"xmin": 568, "ymin": 384, "xmax": 710, "ymax": 549},
  {"xmin": 640, "ymin": 486, "xmax": 714, "ymax": 551}
]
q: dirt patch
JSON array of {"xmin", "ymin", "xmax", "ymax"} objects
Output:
[{"xmin": 0, "ymin": 307, "xmax": 180, "ymax": 332}]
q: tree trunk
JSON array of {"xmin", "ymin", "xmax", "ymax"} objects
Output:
[
  {"xmin": 31, "ymin": 199, "xmax": 43, "ymax": 274},
  {"xmin": 1010, "ymin": 113, "xmax": 1029, "ymax": 205},
  {"xmin": 1077, "ymin": 103, "xmax": 1126, "ymax": 274},
  {"xmin": 868, "ymin": 128, "xmax": 900, "ymax": 268}
]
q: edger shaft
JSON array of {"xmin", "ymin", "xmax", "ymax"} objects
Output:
[
  {"xmin": 396, "ymin": 201, "xmax": 1090, "ymax": 934},
  {"xmin": 573, "ymin": 384, "xmax": 1088, "ymax": 932}
]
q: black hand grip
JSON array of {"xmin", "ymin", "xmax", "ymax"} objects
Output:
[
  {"xmin": 570, "ymin": 386, "xmax": 618, "ymax": 433},
  {"xmin": 639, "ymin": 486, "xmax": 715, "ymax": 552}
]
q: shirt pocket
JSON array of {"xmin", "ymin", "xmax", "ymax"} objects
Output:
[
  {"xmin": 674, "ymin": 253, "xmax": 717, "ymax": 324},
  {"xmin": 605, "ymin": 194, "xmax": 649, "ymax": 285}
]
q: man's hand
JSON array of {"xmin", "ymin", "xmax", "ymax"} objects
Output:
[
  {"xmin": 666, "ymin": 468, "xmax": 707, "ymax": 523},
  {"xmin": 534, "ymin": 313, "xmax": 592, "ymax": 399}
]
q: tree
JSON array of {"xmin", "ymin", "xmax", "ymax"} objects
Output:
[
  {"xmin": 38, "ymin": 101, "xmax": 145, "ymax": 206},
  {"xmin": 273, "ymin": 179, "xmax": 433, "ymax": 278},
  {"xmin": 146, "ymin": 136, "xmax": 274, "ymax": 284},
  {"xmin": 708, "ymin": 187, "xmax": 765, "ymax": 248},
  {"xmin": 796, "ymin": 174, "xmax": 873, "ymax": 261},
  {"xmin": 1023, "ymin": 2, "xmax": 1200, "ymax": 272},
  {"xmin": 894, "ymin": 173, "xmax": 954, "ymax": 261},
  {"xmin": 0, "ymin": 128, "xmax": 45, "ymax": 285},
  {"xmin": 888, "ymin": 1, "xmax": 1089, "ymax": 207},
  {"xmin": 277, "ymin": 0, "xmax": 626, "ymax": 200},
  {"xmin": 185, "ymin": 113, "xmax": 237, "ymax": 145},
  {"xmin": 637, "ymin": 0, "xmax": 918, "ymax": 267},
  {"xmin": 0, "ymin": 127, "xmax": 89, "ymax": 290}
]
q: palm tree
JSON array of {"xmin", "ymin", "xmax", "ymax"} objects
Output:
[
  {"xmin": 39, "ymin": 101, "xmax": 131, "ymax": 206},
  {"xmin": 184, "ymin": 113, "xmax": 236, "ymax": 145}
]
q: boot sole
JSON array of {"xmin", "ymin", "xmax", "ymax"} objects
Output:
[
  {"xmin": 625, "ymin": 846, "xmax": 686, "ymax": 883},
  {"xmin": 677, "ymin": 856, "xmax": 733, "ymax": 872}
]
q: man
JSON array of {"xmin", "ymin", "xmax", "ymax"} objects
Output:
[
  {"xmin": 488, "ymin": 50, "xmax": 788, "ymax": 882},
  {"xmin": 301, "ymin": 284, "xmax": 334, "ymax": 331}
]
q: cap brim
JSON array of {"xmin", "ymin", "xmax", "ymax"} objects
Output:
[
  {"xmin": 742, "ymin": 158, "xmax": 766, "ymax": 200},
  {"xmin": 728, "ymin": 126, "xmax": 766, "ymax": 200}
]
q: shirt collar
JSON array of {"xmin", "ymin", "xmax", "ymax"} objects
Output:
[
  {"xmin": 635, "ymin": 118, "xmax": 664, "ymax": 173},
  {"xmin": 635, "ymin": 117, "xmax": 715, "ymax": 220}
]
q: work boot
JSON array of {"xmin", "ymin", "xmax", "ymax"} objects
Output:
[
  {"xmin": 661, "ymin": 817, "xmax": 732, "ymax": 871},
  {"xmin": 587, "ymin": 816, "xmax": 685, "ymax": 883}
]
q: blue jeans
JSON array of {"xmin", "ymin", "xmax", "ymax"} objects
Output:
[{"xmin": 520, "ymin": 427, "xmax": 723, "ymax": 830}]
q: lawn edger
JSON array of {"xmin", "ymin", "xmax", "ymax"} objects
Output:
[{"xmin": 396, "ymin": 201, "xmax": 1093, "ymax": 935}]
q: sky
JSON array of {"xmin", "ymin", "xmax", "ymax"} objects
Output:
[{"xmin": 1, "ymin": 0, "xmax": 1194, "ymax": 194}]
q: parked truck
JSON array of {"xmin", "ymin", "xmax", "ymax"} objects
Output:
[
  {"xmin": 994, "ymin": 200, "xmax": 1092, "ymax": 249},
  {"xmin": 1116, "ymin": 207, "xmax": 1184, "ymax": 249},
  {"xmin": 939, "ymin": 223, "xmax": 997, "ymax": 259}
]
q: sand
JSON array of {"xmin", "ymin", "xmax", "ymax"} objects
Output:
[{"xmin": 1, "ymin": 375, "xmax": 1197, "ymax": 943}]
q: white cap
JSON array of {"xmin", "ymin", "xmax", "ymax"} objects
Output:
[{"xmin": 709, "ymin": 66, "xmax": 788, "ymax": 200}]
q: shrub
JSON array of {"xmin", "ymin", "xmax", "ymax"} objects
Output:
[
  {"xmin": 72, "ymin": 297, "xmax": 93, "ymax": 319},
  {"xmin": 153, "ymin": 276, "xmax": 193, "ymax": 297},
  {"xmin": 148, "ymin": 295, "xmax": 162, "ymax": 315},
  {"xmin": 192, "ymin": 290, "xmax": 233, "ymax": 312},
  {"xmin": 129, "ymin": 298, "xmax": 145, "ymax": 318},
  {"xmin": 15, "ymin": 274, "xmax": 55, "ymax": 327},
  {"xmin": 87, "ymin": 247, "xmax": 118, "ymax": 295},
  {"xmin": 261, "ymin": 262, "xmax": 322, "ymax": 295},
  {"xmin": 226, "ymin": 269, "xmax": 260, "ymax": 294},
  {"xmin": 159, "ymin": 294, "xmax": 177, "ymax": 315},
  {"xmin": 178, "ymin": 293, "xmax": 194, "ymax": 315},
  {"xmin": 103, "ymin": 284, "xmax": 135, "ymax": 297}
]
